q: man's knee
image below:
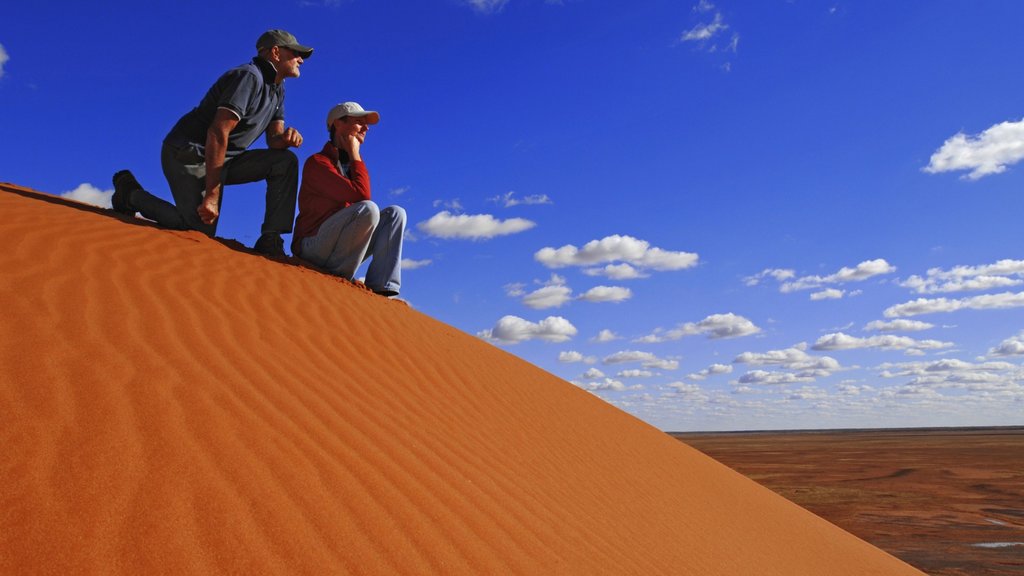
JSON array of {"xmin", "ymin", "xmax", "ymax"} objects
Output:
[{"xmin": 269, "ymin": 149, "xmax": 299, "ymax": 175}]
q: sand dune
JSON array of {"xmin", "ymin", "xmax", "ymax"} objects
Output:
[{"xmin": 0, "ymin": 183, "xmax": 925, "ymax": 575}]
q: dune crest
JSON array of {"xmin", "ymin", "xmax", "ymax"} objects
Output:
[{"xmin": 0, "ymin": 184, "xmax": 924, "ymax": 575}]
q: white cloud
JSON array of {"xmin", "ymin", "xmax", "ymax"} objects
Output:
[
  {"xmin": 60, "ymin": 183, "xmax": 113, "ymax": 209},
  {"xmin": 885, "ymin": 291, "xmax": 1024, "ymax": 318},
  {"xmin": 489, "ymin": 191, "xmax": 553, "ymax": 207},
  {"xmin": 401, "ymin": 258, "xmax": 432, "ymax": 270},
  {"xmin": 900, "ymin": 259, "xmax": 1024, "ymax": 294},
  {"xmin": 603, "ymin": 350, "xmax": 679, "ymax": 370},
  {"xmin": 418, "ymin": 211, "xmax": 535, "ymax": 240},
  {"xmin": 637, "ymin": 313, "xmax": 761, "ymax": 343},
  {"xmin": 504, "ymin": 282, "xmax": 526, "ymax": 297},
  {"xmin": 592, "ymin": 329, "xmax": 620, "ymax": 343},
  {"xmin": 734, "ymin": 344, "xmax": 840, "ymax": 373},
  {"xmin": 737, "ymin": 370, "xmax": 815, "ymax": 385},
  {"xmin": 682, "ymin": 12, "xmax": 726, "ymax": 42},
  {"xmin": 581, "ymin": 367, "xmax": 606, "ymax": 379},
  {"xmin": 478, "ymin": 315, "xmax": 577, "ymax": 344},
  {"xmin": 535, "ymin": 234, "xmax": 698, "ymax": 272},
  {"xmin": 558, "ymin": 350, "xmax": 597, "ymax": 364},
  {"xmin": 744, "ymin": 268, "xmax": 795, "ymax": 287},
  {"xmin": 432, "ymin": 198, "xmax": 464, "ymax": 211},
  {"xmin": 879, "ymin": 359, "xmax": 1023, "ymax": 392},
  {"xmin": 578, "ymin": 286, "xmax": 632, "ymax": 303},
  {"xmin": 618, "ymin": 369, "xmax": 655, "ymax": 378},
  {"xmin": 523, "ymin": 284, "xmax": 573, "ymax": 309},
  {"xmin": 810, "ymin": 288, "xmax": 844, "ymax": 300},
  {"xmin": 576, "ymin": 377, "xmax": 640, "ymax": 392},
  {"xmin": 582, "ymin": 263, "xmax": 649, "ymax": 280},
  {"xmin": 864, "ymin": 319, "xmax": 935, "ymax": 332},
  {"xmin": 0, "ymin": 44, "xmax": 8, "ymax": 79},
  {"xmin": 812, "ymin": 332, "xmax": 953, "ymax": 354},
  {"xmin": 989, "ymin": 332, "xmax": 1024, "ymax": 357},
  {"xmin": 388, "ymin": 186, "xmax": 410, "ymax": 197},
  {"xmin": 667, "ymin": 382, "xmax": 708, "ymax": 399},
  {"xmin": 464, "ymin": 0, "xmax": 509, "ymax": 14},
  {"xmin": 687, "ymin": 363, "xmax": 733, "ymax": 380},
  {"xmin": 781, "ymin": 259, "xmax": 896, "ymax": 293},
  {"xmin": 923, "ymin": 118, "xmax": 1024, "ymax": 180}
]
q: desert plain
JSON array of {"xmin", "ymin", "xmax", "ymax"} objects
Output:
[{"xmin": 676, "ymin": 428, "xmax": 1024, "ymax": 576}]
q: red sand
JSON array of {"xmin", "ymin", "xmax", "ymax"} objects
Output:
[{"xmin": 0, "ymin": 183, "xmax": 925, "ymax": 574}]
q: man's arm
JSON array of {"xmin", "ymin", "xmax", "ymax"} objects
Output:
[
  {"xmin": 266, "ymin": 120, "xmax": 303, "ymax": 149},
  {"xmin": 197, "ymin": 108, "xmax": 239, "ymax": 226}
]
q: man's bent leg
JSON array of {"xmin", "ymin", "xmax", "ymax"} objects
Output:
[
  {"xmin": 160, "ymin": 143, "xmax": 216, "ymax": 235},
  {"xmin": 364, "ymin": 206, "xmax": 406, "ymax": 295},
  {"xmin": 221, "ymin": 149, "xmax": 299, "ymax": 236},
  {"xmin": 300, "ymin": 201, "xmax": 379, "ymax": 280}
]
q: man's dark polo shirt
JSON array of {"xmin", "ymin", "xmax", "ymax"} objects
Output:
[{"xmin": 164, "ymin": 57, "xmax": 285, "ymax": 159}]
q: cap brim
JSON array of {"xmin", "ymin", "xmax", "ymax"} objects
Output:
[
  {"xmin": 350, "ymin": 111, "xmax": 380, "ymax": 125},
  {"xmin": 286, "ymin": 44, "xmax": 314, "ymax": 58}
]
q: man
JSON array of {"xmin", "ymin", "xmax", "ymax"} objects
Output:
[
  {"xmin": 110, "ymin": 29, "xmax": 312, "ymax": 257},
  {"xmin": 292, "ymin": 102, "xmax": 405, "ymax": 297}
]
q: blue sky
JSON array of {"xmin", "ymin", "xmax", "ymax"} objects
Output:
[{"xmin": 4, "ymin": 1, "xmax": 1024, "ymax": 431}]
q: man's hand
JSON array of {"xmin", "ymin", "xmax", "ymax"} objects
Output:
[
  {"xmin": 269, "ymin": 126, "xmax": 303, "ymax": 149},
  {"xmin": 197, "ymin": 190, "xmax": 220, "ymax": 225}
]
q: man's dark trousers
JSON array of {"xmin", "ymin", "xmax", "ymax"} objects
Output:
[{"xmin": 130, "ymin": 143, "xmax": 298, "ymax": 237}]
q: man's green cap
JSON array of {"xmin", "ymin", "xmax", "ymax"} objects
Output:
[{"xmin": 256, "ymin": 29, "xmax": 313, "ymax": 59}]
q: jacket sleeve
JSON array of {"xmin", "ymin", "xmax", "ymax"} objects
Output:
[{"xmin": 301, "ymin": 154, "xmax": 371, "ymax": 204}]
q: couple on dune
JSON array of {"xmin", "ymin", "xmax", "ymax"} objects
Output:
[{"xmin": 111, "ymin": 30, "xmax": 404, "ymax": 299}]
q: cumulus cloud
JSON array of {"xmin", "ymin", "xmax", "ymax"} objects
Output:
[
  {"xmin": 602, "ymin": 350, "xmax": 679, "ymax": 370},
  {"xmin": 780, "ymin": 259, "xmax": 896, "ymax": 293},
  {"xmin": 582, "ymin": 263, "xmax": 649, "ymax": 280},
  {"xmin": 923, "ymin": 118, "xmax": 1024, "ymax": 180},
  {"xmin": 864, "ymin": 319, "xmax": 935, "ymax": 332},
  {"xmin": 535, "ymin": 235, "xmax": 698, "ymax": 274},
  {"xmin": 899, "ymin": 259, "xmax": 1024, "ymax": 294},
  {"xmin": 578, "ymin": 286, "xmax": 632, "ymax": 303},
  {"xmin": 812, "ymin": 332, "xmax": 953, "ymax": 354},
  {"xmin": 884, "ymin": 291, "xmax": 1024, "ymax": 318},
  {"xmin": 637, "ymin": 313, "xmax": 761, "ymax": 343},
  {"xmin": 737, "ymin": 344, "xmax": 839, "ymax": 373},
  {"xmin": 575, "ymin": 377, "xmax": 640, "ymax": 392},
  {"xmin": 60, "ymin": 183, "xmax": 114, "ymax": 209},
  {"xmin": 558, "ymin": 350, "xmax": 597, "ymax": 364},
  {"xmin": 0, "ymin": 44, "xmax": 8, "ymax": 79},
  {"xmin": 489, "ymin": 191, "xmax": 553, "ymax": 207},
  {"xmin": 418, "ymin": 211, "xmax": 535, "ymax": 240},
  {"xmin": 989, "ymin": 332, "xmax": 1024, "ymax": 357},
  {"xmin": 810, "ymin": 288, "xmax": 844, "ymax": 301},
  {"xmin": 523, "ymin": 284, "xmax": 573, "ymax": 309},
  {"xmin": 581, "ymin": 367, "xmax": 606, "ymax": 379},
  {"xmin": 478, "ymin": 315, "xmax": 577, "ymax": 344},
  {"xmin": 879, "ymin": 359, "xmax": 1023, "ymax": 392},
  {"xmin": 687, "ymin": 363, "xmax": 733, "ymax": 381},
  {"xmin": 592, "ymin": 329, "xmax": 620, "ymax": 343},
  {"xmin": 744, "ymin": 268, "xmax": 795, "ymax": 287},
  {"xmin": 737, "ymin": 370, "xmax": 816, "ymax": 385},
  {"xmin": 401, "ymin": 258, "xmax": 432, "ymax": 270},
  {"xmin": 617, "ymin": 369, "xmax": 655, "ymax": 378}
]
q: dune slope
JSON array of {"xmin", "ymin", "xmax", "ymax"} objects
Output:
[{"xmin": 0, "ymin": 184, "xmax": 924, "ymax": 575}]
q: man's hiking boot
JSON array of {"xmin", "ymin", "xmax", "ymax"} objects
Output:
[
  {"xmin": 254, "ymin": 233, "xmax": 286, "ymax": 258},
  {"xmin": 111, "ymin": 170, "xmax": 140, "ymax": 216}
]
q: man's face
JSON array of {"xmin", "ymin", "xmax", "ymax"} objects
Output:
[
  {"xmin": 336, "ymin": 116, "xmax": 369, "ymax": 143},
  {"xmin": 273, "ymin": 46, "xmax": 304, "ymax": 78}
]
